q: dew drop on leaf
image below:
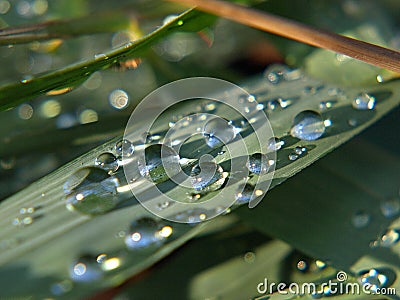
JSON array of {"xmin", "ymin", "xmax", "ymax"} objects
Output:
[
  {"xmin": 359, "ymin": 269, "xmax": 388, "ymax": 293},
  {"xmin": 351, "ymin": 211, "xmax": 370, "ymax": 228},
  {"xmin": 125, "ymin": 217, "xmax": 171, "ymax": 250},
  {"xmin": 267, "ymin": 137, "xmax": 284, "ymax": 151},
  {"xmin": 235, "ymin": 184, "xmax": 263, "ymax": 204},
  {"xmin": 190, "ymin": 161, "xmax": 226, "ymax": 192},
  {"xmin": 69, "ymin": 255, "xmax": 103, "ymax": 282},
  {"xmin": 202, "ymin": 117, "xmax": 238, "ymax": 148},
  {"xmin": 380, "ymin": 197, "xmax": 400, "ymax": 218},
  {"xmin": 115, "ymin": 139, "xmax": 135, "ymax": 158},
  {"xmin": 63, "ymin": 167, "xmax": 120, "ymax": 215},
  {"xmin": 352, "ymin": 92, "xmax": 376, "ymax": 110},
  {"xmin": 290, "ymin": 110, "xmax": 325, "ymax": 141},
  {"xmin": 246, "ymin": 153, "xmax": 274, "ymax": 175},
  {"xmin": 138, "ymin": 144, "xmax": 180, "ymax": 183},
  {"xmin": 95, "ymin": 152, "xmax": 118, "ymax": 173}
]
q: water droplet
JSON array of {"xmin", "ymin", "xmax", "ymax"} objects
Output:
[
  {"xmin": 351, "ymin": 211, "xmax": 370, "ymax": 228},
  {"xmin": 246, "ymin": 153, "xmax": 274, "ymax": 175},
  {"xmin": 156, "ymin": 201, "xmax": 171, "ymax": 210},
  {"xmin": 69, "ymin": 255, "xmax": 103, "ymax": 282},
  {"xmin": 266, "ymin": 97, "xmax": 292, "ymax": 111},
  {"xmin": 190, "ymin": 161, "xmax": 226, "ymax": 192},
  {"xmin": 138, "ymin": 144, "xmax": 180, "ymax": 183},
  {"xmin": 288, "ymin": 153, "xmax": 298, "ymax": 161},
  {"xmin": 19, "ymin": 207, "xmax": 35, "ymax": 214},
  {"xmin": 201, "ymin": 101, "xmax": 217, "ymax": 113},
  {"xmin": 125, "ymin": 217, "xmax": 171, "ymax": 250},
  {"xmin": 348, "ymin": 118, "xmax": 358, "ymax": 127},
  {"xmin": 115, "ymin": 139, "xmax": 135, "ymax": 158},
  {"xmin": 297, "ymin": 260, "xmax": 308, "ymax": 271},
  {"xmin": 244, "ymin": 252, "xmax": 256, "ymax": 263},
  {"xmin": 94, "ymin": 53, "xmax": 108, "ymax": 60},
  {"xmin": 202, "ymin": 117, "xmax": 238, "ymax": 148},
  {"xmin": 63, "ymin": 167, "xmax": 120, "ymax": 215},
  {"xmin": 319, "ymin": 101, "xmax": 336, "ymax": 110},
  {"xmin": 235, "ymin": 184, "xmax": 263, "ymax": 204},
  {"xmin": 264, "ymin": 65, "xmax": 290, "ymax": 84},
  {"xmin": 267, "ymin": 137, "xmax": 284, "ymax": 151},
  {"xmin": 371, "ymin": 229, "xmax": 400, "ymax": 248},
  {"xmin": 95, "ymin": 153, "xmax": 118, "ymax": 173},
  {"xmin": 359, "ymin": 269, "xmax": 388, "ymax": 293},
  {"xmin": 290, "ymin": 110, "xmax": 325, "ymax": 141},
  {"xmin": 50, "ymin": 280, "xmax": 73, "ymax": 296},
  {"xmin": 303, "ymin": 85, "xmax": 323, "ymax": 95},
  {"xmin": 109, "ymin": 89, "xmax": 129, "ymax": 110},
  {"xmin": 352, "ymin": 92, "xmax": 376, "ymax": 110},
  {"xmin": 380, "ymin": 198, "xmax": 400, "ymax": 218},
  {"xmin": 294, "ymin": 146, "xmax": 305, "ymax": 155}
]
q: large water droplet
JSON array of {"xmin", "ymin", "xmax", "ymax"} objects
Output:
[
  {"xmin": 69, "ymin": 255, "xmax": 103, "ymax": 282},
  {"xmin": 115, "ymin": 139, "xmax": 135, "ymax": 158},
  {"xmin": 95, "ymin": 153, "xmax": 118, "ymax": 173},
  {"xmin": 290, "ymin": 110, "xmax": 325, "ymax": 141},
  {"xmin": 359, "ymin": 269, "xmax": 388, "ymax": 293},
  {"xmin": 352, "ymin": 92, "xmax": 376, "ymax": 110},
  {"xmin": 63, "ymin": 167, "xmax": 120, "ymax": 215},
  {"xmin": 202, "ymin": 117, "xmax": 238, "ymax": 148},
  {"xmin": 138, "ymin": 144, "xmax": 180, "ymax": 183},
  {"xmin": 125, "ymin": 217, "xmax": 172, "ymax": 250},
  {"xmin": 190, "ymin": 161, "xmax": 226, "ymax": 192},
  {"xmin": 235, "ymin": 184, "xmax": 264, "ymax": 204},
  {"xmin": 246, "ymin": 153, "xmax": 274, "ymax": 175},
  {"xmin": 380, "ymin": 197, "xmax": 400, "ymax": 218}
]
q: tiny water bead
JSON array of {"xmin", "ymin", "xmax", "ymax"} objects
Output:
[
  {"xmin": 95, "ymin": 153, "xmax": 118, "ymax": 173},
  {"xmin": 246, "ymin": 153, "xmax": 274, "ymax": 175},
  {"xmin": 351, "ymin": 211, "xmax": 370, "ymax": 229},
  {"xmin": 290, "ymin": 110, "xmax": 325, "ymax": 141},
  {"xmin": 288, "ymin": 154, "xmax": 298, "ymax": 161},
  {"xmin": 125, "ymin": 217, "xmax": 172, "ymax": 250},
  {"xmin": 63, "ymin": 167, "xmax": 120, "ymax": 215},
  {"xmin": 267, "ymin": 137, "xmax": 284, "ymax": 151},
  {"xmin": 202, "ymin": 117, "xmax": 238, "ymax": 148},
  {"xmin": 115, "ymin": 139, "xmax": 135, "ymax": 158},
  {"xmin": 319, "ymin": 100, "xmax": 336, "ymax": 111},
  {"xmin": 294, "ymin": 146, "xmax": 307, "ymax": 155},
  {"xmin": 380, "ymin": 197, "xmax": 400, "ymax": 218},
  {"xmin": 138, "ymin": 144, "xmax": 180, "ymax": 183},
  {"xmin": 190, "ymin": 161, "xmax": 226, "ymax": 192},
  {"xmin": 359, "ymin": 269, "xmax": 388, "ymax": 293},
  {"xmin": 235, "ymin": 184, "xmax": 263, "ymax": 204},
  {"xmin": 352, "ymin": 92, "xmax": 376, "ymax": 110},
  {"xmin": 69, "ymin": 255, "xmax": 103, "ymax": 282}
]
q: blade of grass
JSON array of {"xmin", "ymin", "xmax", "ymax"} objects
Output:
[
  {"xmin": 0, "ymin": 11, "xmax": 133, "ymax": 46},
  {"xmin": 168, "ymin": 0, "xmax": 400, "ymax": 74},
  {"xmin": 0, "ymin": 9, "xmax": 215, "ymax": 112}
]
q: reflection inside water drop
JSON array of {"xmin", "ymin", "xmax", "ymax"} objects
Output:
[
  {"xmin": 63, "ymin": 167, "xmax": 120, "ymax": 215},
  {"xmin": 290, "ymin": 110, "xmax": 325, "ymax": 141},
  {"xmin": 138, "ymin": 144, "xmax": 180, "ymax": 183},
  {"xmin": 125, "ymin": 217, "xmax": 172, "ymax": 250},
  {"xmin": 202, "ymin": 117, "xmax": 238, "ymax": 148}
]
